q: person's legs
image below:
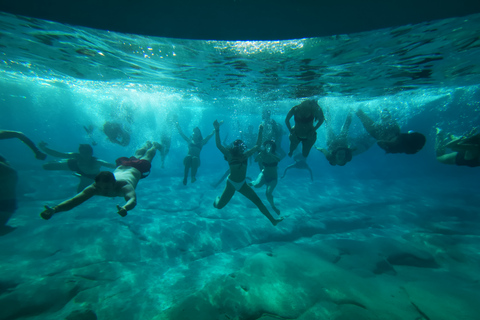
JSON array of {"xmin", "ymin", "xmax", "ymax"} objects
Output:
[
  {"xmin": 356, "ymin": 109, "xmax": 380, "ymax": 139},
  {"xmin": 238, "ymin": 184, "xmax": 281, "ymax": 226},
  {"xmin": 265, "ymin": 180, "xmax": 280, "ymax": 215},
  {"xmin": 301, "ymin": 132, "xmax": 317, "ymax": 158},
  {"xmin": 183, "ymin": 156, "xmax": 192, "ymax": 185},
  {"xmin": 213, "ymin": 181, "xmax": 236, "ymax": 209},
  {"xmin": 288, "ymin": 133, "xmax": 301, "ymax": 157},
  {"xmin": 191, "ymin": 156, "xmax": 200, "ymax": 183}
]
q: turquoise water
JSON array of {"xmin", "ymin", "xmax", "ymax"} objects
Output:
[{"xmin": 1, "ymin": 11, "xmax": 480, "ymax": 320}]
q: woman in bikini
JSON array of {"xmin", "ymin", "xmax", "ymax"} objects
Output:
[
  {"xmin": 213, "ymin": 120, "xmax": 283, "ymax": 226},
  {"xmin": 176, "ymin": 122, "xmax": 215, "ymax": 185},
  {"xmin": 285, "ymin": 99, "xmax": 325, "ymax": 158},
  {"xmin": 249, "ymin": 140, "xmax": 282, "ymax": 214}
]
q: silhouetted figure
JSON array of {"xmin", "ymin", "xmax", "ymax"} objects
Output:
[
  {"xmin": 435, "ymin": 127, "xmax": 480, "ymax": 167},
  {"xmin": 103, "ymin": 121, "xmax": 131, "ymax": 146}
]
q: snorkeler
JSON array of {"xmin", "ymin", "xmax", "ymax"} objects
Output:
[
  {"xmin": 281, "ymin": 152, "xmax": 314, "ymax": 181},
  {"xmin": 0, "ymin": 130, "xmax": 46, "ymax": 232},
  {"xmin": 285, "ymin": 99, "xmax": 325, "ymax": 158},
  {"xmin": 103, "ymin": 121, "xmax": 131, "ymax": 146},
  {"xmin": 249, "ymin": 140, "xmax": 282, "ymax": 214},
  {"xmin": 176, "ymin": 122, "xmax": 215, "ymax": 185},
  {"xmin": 39, "ymin": 142, "xmax": 116, "ymax": 192},
  {"xmin": 316, "ymin": 110, "xmax": 355, "ymax": 166},
  {"xmin": 356, "ymin": 108, "xmax": 426, "ymax": 154},
  {"xmin": 435, "ymin": 127, "xmax": 480, "ymax": 167},
  {"xmin": 40, "ymin": 141, "xmax": 162, "ymax": 220},
  {"xmin": 212, "ymin": 120, "xmax": 283, "ymax": 226}
]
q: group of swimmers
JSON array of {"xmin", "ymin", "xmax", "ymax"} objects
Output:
[{"xmin": 1, "ymin": 99, "xmax": 479, "ymax": 232}]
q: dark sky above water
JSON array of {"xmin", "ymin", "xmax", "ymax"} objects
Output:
[{"xmin": 1, "ymin": 0, "xmax": 480, "ymax": 40}]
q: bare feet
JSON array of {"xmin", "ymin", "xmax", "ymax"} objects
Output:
[
  {"xmin": 272, "ymin": 206, "xmax": 281, "ymax": 215},
  {"xmin": 191, "ymin": 177, "xmax": 197, "ymax": 183},
  {"xmin": 272, "ymin": 217, "xmax": 284, "ymax": 226}
]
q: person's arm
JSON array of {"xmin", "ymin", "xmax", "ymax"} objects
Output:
[
  {"xmin": 175, "ymin": 123, "xmax": 190, "ymax": 143},
  {"xmin": 244, "ymin": 125, "xmax": 263, "ymax": 158},
  {"xmin": 38, "ymin": 141, "xmax": 74, "ymax": 159},
  {"xmin": 315, "ymin": 146, "xmax": 330, "ymax": 158},
  {"xmin": 116, "ymin": 186, "xmax": 136, "ymax": 217},
  {"xmin": 202, "ymin": 129, "xmax": 215, "ymax": 145},
  {"xmin": 285, "ymin": 107, "xmax": 295, "ymax": 133},
  {"xmin": 98, "ymin": 159, "xmax": 117, "ymax": 169},
  {"xmin": 0, "ymin": 130, "xmax": 46, "ymax": 160},
  {"xmin": 313, "ymin": 107, "xmax": 325, "ymax": 131},
  {"xmin": 40, "ymin": 185, "xmax": 96, "ymax": 219},
  {"xmin": 213, "ymin": 120, "xmax": 227, "ymax": 155}
]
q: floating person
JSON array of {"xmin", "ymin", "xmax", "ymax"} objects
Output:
[
  {"xmin": 39, "ymin": 142, "xmax": 116, "ymax": 192},
  {"xmin": 285, "ymin": 99, "xmax": 325, "ymax": 158},
  {"xmin": 40, "ymin": 141, "xmax": 162, "ymax": 220},
  {"xmin": 281, "ymin": 152, "xmax": 314, "ymax": 181},
  {"xmin": 356, "ymin": 108, "xmax": 426, "ymax": 154},
  {"xmin": 176, "ymin": 122, "xmax": 215, "ymax": 185},
  {"xmin": 212, "ymin": 120, "xmax": 283, "ymax": 226},
  {"xmin": 316, "ymin": 110, "xmax": 355, "ymax": 166},
  {"xmin": 103, "ymin": 121, "xmax": 131, "ymax": 146},
  {"xmin": 249, "ymin": 140, "xmax": 282, "ymax": 214},
  {"xmin": 261, "ymin": 109, "xmax": 286, "ymax": 159},
  {"xmin": 0, "ymin": 130, "xmax": 46, "ymax": 232},
  {"xmin": 435, "ymin": 127, "xmax": 480, "ymax": 167}
]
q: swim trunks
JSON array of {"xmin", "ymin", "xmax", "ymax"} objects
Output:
[{"xmin": 115, "ymin": 156, "xmax": 151, "ymax": 178}]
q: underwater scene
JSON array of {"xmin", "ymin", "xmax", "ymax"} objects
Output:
[{"xmin": 1, "ymin": 10, "xmax": 480, "ymax": 320}]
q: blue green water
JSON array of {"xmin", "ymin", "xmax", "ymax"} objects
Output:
[{"xmin": 0, "ymin": 11, "xmax": 480, "ymax": 320}]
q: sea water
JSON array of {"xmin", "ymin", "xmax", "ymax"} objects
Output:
[{"xmin": 0, "ymin": 11, "xmax": 479, "ymax": 320}]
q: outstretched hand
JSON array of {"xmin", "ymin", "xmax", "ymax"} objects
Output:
[
  {"xmin": 213, "ymin": 120, "xmax": 224, "ymax": 130},
  {"xmin": 116, "ymin": 205, "xmax": 128, "ymax": 217},
  {"xmin": 40, "ymin": 205, "xmax": 55, "ymax": 220}
]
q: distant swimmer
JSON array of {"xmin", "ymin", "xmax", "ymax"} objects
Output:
[
  {"xmin": 83, "ymin": 125, "xmax": 98, "ymax": 146},
  {"xmin": 212, "ymin": 120, "xmax": 283, "ymax": 226},
  {"xmin": 176, "ymin": 122, "xmax": 215, "ymax": 185},
  {"xmin": 249, "ymin": 140, "xmax": 282, "ymax": 214},
  {"xmin": 40, "ymin": 141, "xmax": 162, "ymax": 220},
  {"xmin": 0, "ymin": 130, "xmax": 46, "ymax": 232},
  {"xmin": 356, "ymin": 108, "xmax": 426, "ymax": 154},
  {"xmin": 435, "ymin": 127, "xmax": 480, "ymax": 167},
  {"xmin": 261, "ymin": 109, "xmax": 286, "ymax": 159},
  {"xmin": 285, "ymin": 99, "xmax": 325, "ymax": 158},
  {"xmin": 103, "ymin": 121, "xmax": 131, "ymax": 146},
  {"xmin": 39, "ymin": 142, "xmax": 116, "ymax": 193},
  {"xmin": 281, "ymin": 152, "xmax": 313, "ymax": 181}
]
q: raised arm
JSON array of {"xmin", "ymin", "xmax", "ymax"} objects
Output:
[
  {"xmin": 38, "ymin": 141, "xmax": 74, "ymax": 159},
  {"xmin": 175, "ymin": 123, "xmax": 190, "ymax": 143},
  {"xmin": 213, "ymin": 120, "xmax": 227, "ymax": 155},
  {"xmin": 202, "ymin": 129, "xmax": 215, "ymax": 145},
  {"xmin": 40, "ymin": 185, "xmax": 96, "ymax": 220},
  {"xmin": 285, "ymin": 107, "xmax": 296, "ymax": 133},
  {"xmin": 0, "ymin": 130, "xmax": 46, "ymax": 160}
]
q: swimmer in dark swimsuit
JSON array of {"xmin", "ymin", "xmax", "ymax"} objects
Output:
[
  {"xmin": 213, "ymin": 120, "xmax": 283, "ymax": 226},
  {"xmin": 435, "ymin": 127, "xmax": 480, "ymax": 167},
  {"xmin": 285, "ymin": 99, "xmax": 325, "ymax": 158},
  {"xmin": 39, "ymin": 142, "xmax": 116, "ymax": 192},
  {"xmin": 356, "ymin": 108, "xmax": 426, "ymax": 155},
  {"xmin": 176, "ymin": 122, "xmax": 215, "ymax": 185},
  {"xmin": 249, "ymin": 140, "xmax": 282, "ymax": 214},
  {"xmin": 0, "ymin": 130, "xmax": 46, "ymax": 232},
  {"xmin": 316, "ymin": 110, "xmax": 355, "ymax": 166},
  {"xmin": 40, "ymin": 141, "xmax": 163, "ymax": 220}
]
